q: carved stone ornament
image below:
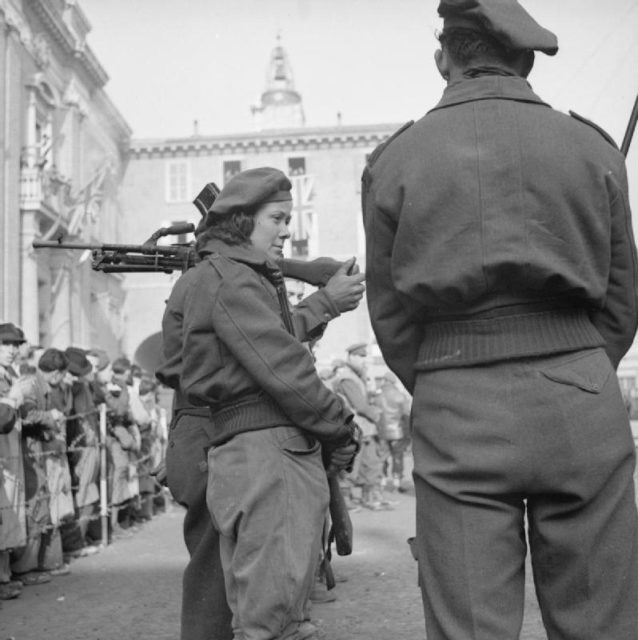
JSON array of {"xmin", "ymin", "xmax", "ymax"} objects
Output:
[
  {"xmin": 1, "ymin": 0, "xmax": 33, "ymax": 46},
  {"xmin": 63, "ymin": 78, "xmax": 88, "ymax": 116},
  {"xmin": 33, "ymin": 33, "xmax": 51, "ymax": 70}
]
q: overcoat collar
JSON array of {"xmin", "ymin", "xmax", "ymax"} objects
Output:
[
  {"xmin": 428, "ymin": 75, "xmax": 550, "ymax": 114},
  {"xmin": 199, "ymin": 238, "xmax": 281, "ymax": 277}
]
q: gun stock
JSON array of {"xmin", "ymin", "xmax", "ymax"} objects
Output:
[{"xmin": 281, "ymin": 257, "xmax": 347, "ymax": 288}]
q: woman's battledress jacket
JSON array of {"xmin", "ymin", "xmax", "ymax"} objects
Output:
[{"xmin": 178, "ymin": 239, "xmax": 352, "ymax": 446}]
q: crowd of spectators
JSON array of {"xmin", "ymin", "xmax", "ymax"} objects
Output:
[{"xmin": 0, "ymin": 322, "xmax": 168, "ymax": 605}]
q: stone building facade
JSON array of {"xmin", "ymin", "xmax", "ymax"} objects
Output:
[{"xmin": 0, "ymin": 0, "xmax": 131, "ymax": 354}]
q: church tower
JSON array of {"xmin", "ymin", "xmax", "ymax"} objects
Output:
[{"xmin": 252, "ymin": 36, "xmax": 305, "ymax": 131}]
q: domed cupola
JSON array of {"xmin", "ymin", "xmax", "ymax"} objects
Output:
[{"xmin": 252, "ymin": 35, "xmax": 305, "ymax": 130}]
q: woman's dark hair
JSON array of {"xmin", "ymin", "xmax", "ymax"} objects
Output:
[
  {"xmin": 438, "ymin": 27, "xmax": 522, "ymax": 68},
  {"xmin": 38, "ymin": 348, "xmax": 69, "ymax": 373},
  {"xmin": 195, "ymin": 208, "xmax": 258, "ymax": 252}
]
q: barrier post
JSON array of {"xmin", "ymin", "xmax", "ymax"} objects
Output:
[{"xmin": 99, "ymin": 403, "xmax": 109, "ymax": 545}]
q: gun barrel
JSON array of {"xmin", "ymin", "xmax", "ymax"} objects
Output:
[
  {"xmin": 33, "ymin": 241, "xmax": 99, "ymax": 250},
  {"xmin": 95, "ymin": 265, "xmax": 176, "ymax": 274},
  {"xmin": 32, "ymin": 240, "xmax": 191, "ymax": 256}
]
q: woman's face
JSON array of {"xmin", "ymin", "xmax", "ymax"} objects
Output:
[{"xmin": 249, "ymin": 200, "xmax": 293, "ymax": 261}]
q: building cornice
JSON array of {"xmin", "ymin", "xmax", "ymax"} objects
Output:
[
  {"xmin": 130, "ymin": 123, "xmax": 404, "ymax": 158},
  {"xmin": 29, "ymin": 0, "xmax": 109, "ymax": 88},
  {"xmin": 91, "ymin": 87, "xmax": 133, "ymax": 143},
  {"xmin": 73, "ymin": 42, "xmax": 109, "ymax": 88}
]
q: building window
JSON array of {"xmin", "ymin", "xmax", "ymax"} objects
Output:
[
  {"xmin": 288, "ymin": 157, "xmax": 306, "ymax": 176},
  {"xmin": 165, "ymin": 160, "xmax": 190, "ymax": 202},
  {"xmin": 223, "ymin": 160, "xmax": 242, "ymax": 185}
]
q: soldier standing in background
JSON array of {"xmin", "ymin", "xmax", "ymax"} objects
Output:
[
  {"xmin": 363, "ymin": 1, "xmax": 638, "ymax": 638},
  {"xmin": 377, "ymin": 371, "xmax": 411, "ymax": 494},
  {"xmin": 333, "ymin": 344, "xmax": 390, "ymax": 510}
]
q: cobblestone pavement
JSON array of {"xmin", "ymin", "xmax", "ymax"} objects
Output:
[
  {"xmin": 2, "ymin": 488, "xmax": 550, "ymax": 640},
  {"xmin": 313, "ymin": 486, "xmax": 547, "ymax": 640},
  {"xmin": 3, "ymin": 446, "xmax": 636, "ymax": 639}
]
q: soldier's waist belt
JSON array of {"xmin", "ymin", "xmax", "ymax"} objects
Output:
[
  {"xmin": 173, "ymin": 406, "xmax": 210, "ymax": 418},
  {"xmin": 416, "ymin": 307, "xmax": 604, "ymax": 371},
  {"xmin": 208, "ymin": 393, "xmax": 294, "ymax": 446}
]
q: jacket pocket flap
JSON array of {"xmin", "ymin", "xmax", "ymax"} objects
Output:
[{"xmin": 539, "ymin": 350, "xmax": 611, "ymax": 394}]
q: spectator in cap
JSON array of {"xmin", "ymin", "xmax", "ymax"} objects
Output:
[
  {"xmin": 111, "ymin": 358, "xmax": 143, "ymax": 526},
  {"xmin": 0, "ymin": 323, "xmax": 27, "ymax": 600},
  {"xmin": 12, "ymin": 348, "xmax": 72, "ymax": 583},
  {"xmin": 63, "ymin": 348, "xmax": 101, "ymax": 554},
  {"xmin": 129, "ymin": 377, "xmax": 161, "ymax": 522},
  {"xmin": 102, "ymin": 357, "xmax": 138, "ymax": 538},
  {"xmin": 363, "ymin": 1, "xmax": 638, "ymax": 638},
  {"xmin": 174, "ymin": 166, "xmax": 359, "ymax": 640}
]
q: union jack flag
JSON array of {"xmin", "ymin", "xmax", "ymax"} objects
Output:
[{"xmin": 290, "ymin": 174, "xmax": 315, "ymax": 258}]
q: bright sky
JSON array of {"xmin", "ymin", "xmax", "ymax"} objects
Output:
[{"xmin": 80, "ymin": 0, "xmax": 638, "ymax": 148}]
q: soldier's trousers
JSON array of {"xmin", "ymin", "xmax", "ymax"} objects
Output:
[
  {"xmin": 412, "ymin": 348, "xmax": 638, "ymax": 640},
  {"xmin": 166, "ymin": 413, "xmax": 232, "ymax": 640},
  {"xmin": 207, "ymin": 426, "xmax": 329, "ymax": 640}
]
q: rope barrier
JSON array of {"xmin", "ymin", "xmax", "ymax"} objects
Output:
[{"xmin": 0, "ymin": 403, "xmax": 169, "ymax": 550}]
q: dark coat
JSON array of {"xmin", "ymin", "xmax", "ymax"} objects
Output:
[
  {"xmin": 166, "ymin": 239, "xmax": 352, "ymax": 444},
  {"xmin": 363, "ymin": 75, "xmax": 638, "ymax": 390}
]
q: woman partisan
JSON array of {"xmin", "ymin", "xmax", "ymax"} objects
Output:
[{"xmin": 179, "ymin": 167, "xmax": 359, "ymax": 640}]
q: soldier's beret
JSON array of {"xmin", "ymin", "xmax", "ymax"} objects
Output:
[
  {"xmin": 207, "ymin": 167, "xmax": 292, "ymax": 223},
  {"xmin": 438, "ymin": 0, "xmax": 558, "ymax": 56},
  {"xmin": 65, "ymin": 347, "xmax": 92, "ymax": 377},
  {"xmin": 0, "ymin": 323, "xmax": 26, "ymax": 344}
]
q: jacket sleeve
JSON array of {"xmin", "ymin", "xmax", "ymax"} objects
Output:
[
  {"xmin": 292, "ymin": 288, "xmax": 340, "ymax": 342},
  {"xmin": 181, "ymin": 263, "xmax": 352, "ymax": 442},
  {"xmin": 156, "ymin": 272, "xmax": 190, "ymax": 390},
  {"xmin": 335, "ymin": 378, "xmax": 381, "ymax": 423},
  {"xmin": 588, "ymin": 164, "xmax": 638, "ymax": 368},
  {"xmin": 363, "ymin": 172, "xmax": 423, "ymax": 393}
]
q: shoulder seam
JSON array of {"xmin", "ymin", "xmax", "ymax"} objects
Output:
[
  {"xmin": 366, "ymin": 120, "xmax": 414, "ymax": 169},
  {"xmin": 569, "ymin": 111, "xmax": 619, "ymax": 150}
]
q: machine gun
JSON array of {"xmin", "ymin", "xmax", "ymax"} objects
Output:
[
  {"xmin": 33, "ymin": 222, "xmax": 198, "ymax": 274},
  {"xmin": 32, "ymin": 181, "xmax": 350, "ymax": 286}
]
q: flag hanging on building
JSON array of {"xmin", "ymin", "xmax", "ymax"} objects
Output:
[{"xmin": 290, "ymin": 173, "xmax": 315, "ymax": 258}]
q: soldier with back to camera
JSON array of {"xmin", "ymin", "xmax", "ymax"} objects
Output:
[{"xmin": 363, "ymin": 1, "xmax": 638, "ymax": 638}]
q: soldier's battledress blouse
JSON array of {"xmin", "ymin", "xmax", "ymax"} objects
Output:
[{"xmin": 179, "ymin": 237, "xmax": 353, "ymax": 640}]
